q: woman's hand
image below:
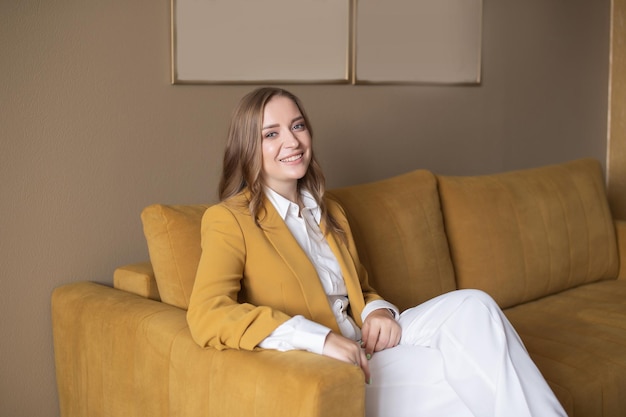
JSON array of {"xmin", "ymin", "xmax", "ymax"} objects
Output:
[
  {"xmin": 361, "ymin": 308, "xmax": 401, "ymax": 356},
  {"xmin": 322, "ymin": 332, "xmax": 371, "ymax": 383}
]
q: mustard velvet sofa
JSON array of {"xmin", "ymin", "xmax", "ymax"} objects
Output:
[{"xmin": 52, "ymin": 158, "xmax": 626, "ymax": 417}]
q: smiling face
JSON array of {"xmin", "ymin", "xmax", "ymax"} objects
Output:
[{"xmin": 261, "ymin": 95, "xmax": 312, "ymax": 201}]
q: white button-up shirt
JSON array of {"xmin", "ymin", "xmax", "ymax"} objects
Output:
[{"xmin": 259, "ymin": 188, "xmax": 398, "ymax": 354}]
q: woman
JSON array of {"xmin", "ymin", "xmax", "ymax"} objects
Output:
[{"xmin": 187, "ymin": 87, "xmax": 567, "ymax": 417}]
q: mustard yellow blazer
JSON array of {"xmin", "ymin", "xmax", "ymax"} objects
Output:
[{"xmin": 187, "ymin": 191, "xmax": 384, "ymax": 351}]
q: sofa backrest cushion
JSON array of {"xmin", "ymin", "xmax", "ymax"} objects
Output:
[
  {"xmin": 328, "ymin": 170, "xmax": 457, "ymax": 311},
  {"xmin": 141, "ymin": 204, "xmax": 210, "ymax": 309},
  {"xmin": 438, "ymin": 158, "xmax": 619, "ymax": 309}
]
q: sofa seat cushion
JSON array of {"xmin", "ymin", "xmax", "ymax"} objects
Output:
[
  {"xmin": 328, "ymin": 169, "xmax": 457, "ymax": 311},
  {"xmin": 504, "ymin": 279, "xmax": 626, "ymax": 417},
  {"xmin": 141, "ymin": 204, "xmax": 210, "ymax": 309},
  {"xmin": 438, "ymin": 159, "xmax": 619, "ymax": 309}
]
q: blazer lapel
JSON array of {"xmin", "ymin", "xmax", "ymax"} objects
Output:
[
  {"xmin": 260, "ymin": 197, "xmax": 341, "ymax": 333},
  {"xmin": 323, "ymin": 220, "xmax": 366, "ymax": 327}
]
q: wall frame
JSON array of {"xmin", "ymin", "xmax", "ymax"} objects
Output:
[
  {"xmin": 171, "ymin": 0, "xmax": 352, "ymax": 84},
  {"xmin": 355, "ymin": 0, "xmax": 482, "ymax": 84},
  {"xmin": 170, "ymin": 0, "xmax": 482, "ymax": 85}
]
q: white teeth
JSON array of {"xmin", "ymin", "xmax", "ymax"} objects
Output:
[{"xmin": 280, "ymin": 154, "xmax": 303, "ymax": 162}]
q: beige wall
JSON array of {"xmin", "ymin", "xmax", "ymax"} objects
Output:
[
  {"xmin": 0, "ymin": 1, "xmax": 611, "ymax": 416},
  {"xmin": 608, "ymin": 0, "xmax": 626, "ymax": 219}
]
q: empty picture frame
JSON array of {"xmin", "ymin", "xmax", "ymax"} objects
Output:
[
  {"xmin": 355, "ymin": 0, "xmax": 483, "ymax": 84},
  {"xmin": 171, "ymin": 0, "xmax": 352, "ymax": 84}
]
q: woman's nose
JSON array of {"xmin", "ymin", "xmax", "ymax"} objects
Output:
[{"xmin": 284, "ymin": 129, "xmax": 299, "ymax": 147}]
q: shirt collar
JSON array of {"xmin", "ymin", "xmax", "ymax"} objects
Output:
[{"xmin": 264, "ymin": 187, "xmax": 321, "ymax": 224}]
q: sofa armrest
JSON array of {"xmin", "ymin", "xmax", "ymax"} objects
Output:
[
  {"xmin": 52, "ymin": 282, "xmax": 365, "ymax": 417},
  {"xmin": 616, "ymin": 220, "xmax": 626, "ymax": 280},
  {"xmin": 113, "ymin": 261, "xmax": 160, "ymax": 300}
]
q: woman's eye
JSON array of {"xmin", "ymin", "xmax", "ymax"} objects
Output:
[
  {"xmin": 264, "ymin": 131, "xmax": 277, "ymax": 139},
  {"xmin": 293, "ymin": 123, "xmax": 306, "ymax": 131}
]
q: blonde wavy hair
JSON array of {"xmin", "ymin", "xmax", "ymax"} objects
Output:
[{"xmin": 218, "ymin": 87, "xmax": 344, "ymax": 237}]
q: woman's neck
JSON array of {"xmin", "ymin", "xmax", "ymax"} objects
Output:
[{"xmin": 267, "ymin": 185, "xmax": 300, "ymax": 206}]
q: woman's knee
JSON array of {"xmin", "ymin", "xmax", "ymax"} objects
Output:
[{"xmin": 455, "ymin": 289, "xmax": 500, "ymax": 310}]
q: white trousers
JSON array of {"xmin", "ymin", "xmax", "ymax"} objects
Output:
[{"xmin": 365, "ymin": 290, "xmax": 567, "ymax": 417}]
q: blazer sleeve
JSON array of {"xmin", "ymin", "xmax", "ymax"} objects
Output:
[{"xmin": 186, "ymin": 204, "xmax": 291, "ymax": 351}]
